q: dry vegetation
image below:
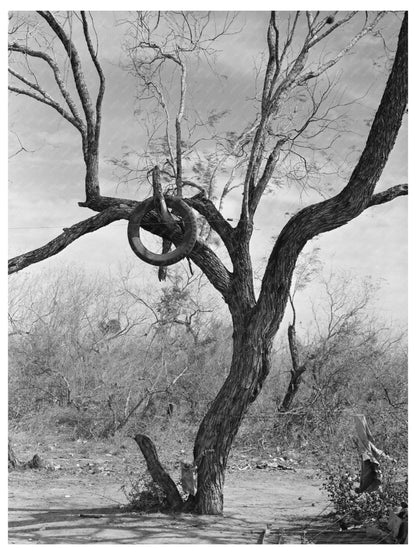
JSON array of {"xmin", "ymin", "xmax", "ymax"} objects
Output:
[{"xmin": 9, "ymin": 265, "xmax": 408, "ymax": 534}]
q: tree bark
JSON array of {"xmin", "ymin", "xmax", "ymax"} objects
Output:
[
  {"xmin": 133, "ymin": 434, "xmax": 184, "ymax": 510},
  {"xmin": 193, "ymin": 326, "xmax": 272, "ymax": 514},
  {"xmin": 192, "ymin": 13, "xmax": 407, "ymax": 514},
  {"xmin": 279, "ymin": 324, "xmax": 309, "ymax": 412}
]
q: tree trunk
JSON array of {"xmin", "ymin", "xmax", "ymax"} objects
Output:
[
  {"xmin": 133, "ymin": 434, "xmax": 184, "ymax": 510},
  {"xmin": 193, "ymin": 327, "xmax": 272, "ymax": 514},
  {"xmin": 279, "ymin": 323, "xmax": 304, "ymax": 412},
  {"xmin": 280, "ymin": 377, "xmax": 302, "ymax": 412},
  {"xmin": 279, "ymin": 324, "xmax": 317, "ymax": 412}
]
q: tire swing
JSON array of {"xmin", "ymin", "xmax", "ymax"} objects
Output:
[{"xmin": 127, "ymin": 195, "xmax": 197, "ymax": 267}]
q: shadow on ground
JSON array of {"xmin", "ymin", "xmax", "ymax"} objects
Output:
[
  {"xmin": 11, "ymin": 468, "xmax": 378, "ymax": 544},
  {"xmin": 9, "ymin": 504, "xmax": 275, "ymax": 544}
]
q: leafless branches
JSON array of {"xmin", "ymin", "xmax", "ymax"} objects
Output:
[
  {"xmin": 8, "ymin": 11, "xmax": 407, "ymax": 318},
  {"xmin": 121, "ymin": 11, "xmax": 237, "ymax": 199},
  {"xmin": 8, "ymin": 131, "xmax": 36, "ymax": 159},
  {"xmin": 254, "ymin": 13, "xmax": 407, "ymax": 340},
  {"xmin": 9, "ymin": 11, "xmax": 105, "ymax": 199},
  {"xmin": 278, "ymin": 267, "xmax": 407, "ymax": 418},
  {"xmin": 241, "ymin": 11, "xmax": 389, "ymax": 224},
  {"xmin": 8, "ymin": 11, "xmax": 236, "ymax": 295}
]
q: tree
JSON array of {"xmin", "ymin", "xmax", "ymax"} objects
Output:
[
  {"xmin": 8, "ymin": 11, "xmax": 407, "ymax": 514},
  {"xmin": 277, "ymin": 248, "xmax": 323, "ymax": 412},
  {"xmin": 272, "ymin": 269, "xmax": 407, "ymax": 453},
  {"xmin": 279, "ymin": 261, "xmax": 382, "ymax": 413}
]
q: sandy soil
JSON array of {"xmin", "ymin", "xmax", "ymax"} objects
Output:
[
  {"xmin": 9, "ymin": 433, "xmax": 386, "ymax": 544},
  {"xmin": 9, "ymin": 466, "xmax": 336, "ymax": 544}
]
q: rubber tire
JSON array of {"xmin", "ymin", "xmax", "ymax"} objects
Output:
[{"xmin": 127, "ymin": 196, "xmax": 197, "ymax": 266}]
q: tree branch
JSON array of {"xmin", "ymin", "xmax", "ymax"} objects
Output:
[
  {"xmin": 8, "ymin": 41, "xmax": 85, "ymax": 134},
  {"xmin": 31, "ymin": 11, "xmax": 104, "ymax": 201},
  {"xmin": 242, "ymin": 11, "xmax": 389, "ymax": 228},
  {"xmin": 8, "ymin": 70, "xmax": 83, "ymax": 132},
  {"xmin": 249, "ymin": 137, "xmax": 287, "ymax": 216},
  {"xmin": 141, "ymin": 77, "xmax": 175, "ymax": 169},
  {"xmin": 287, "ymin": 323, "xmax": 300, "ymax": 371},
  {"xmin": 307, "ymin": 12, "xmax": 357, "ymax": 48},
  {"xmin": 8, "ymin": 207, "xmax": 128, "ymax": 275},
  {"xmin": 184, "ymin": 193, "xmax": 235, "ymax": 253},
  {"xmin": 133, "ymin": 434, "xmax": 184, "ymax": 510},
  {"xmin": 367, "ymin": 183, "xmax": 408, "ymax": 207},
  {"xmin": 37, "ymin": 11, "xmax": 96, "ymax": 133},
  {"xmin": 9, "ymin": 186, "xmax": 233, "ymax": 299},
  {"xmin": 298, "ymin": 12, "xmax": 386, "ymax": 85},
  {"xmin": 254, "ymin": 12, "xmax": 407, "ymax": 342},
  {"xmin": 175, "ymin": 59, "xmax": 186, "ymax": 197},
  {"xmin": 81, "ymin": 192, "xmax": 233, "ymax": 297},
  {"xmin": 80, "ymin": 11, "xmax": 105, "ymax": 150}
]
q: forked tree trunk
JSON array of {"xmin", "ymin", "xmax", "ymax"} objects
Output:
[{"xmin": 193, "ymin": 327, "xmax": 272, "ymax": 514}]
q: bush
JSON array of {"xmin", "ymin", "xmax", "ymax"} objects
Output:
[
  {"xmin": 122, "ymin": 472, "xmax": 171, "ymax": 512},
  {"xmin": 321, "ymin": 458, "xmax": 408, "ymax": 523}
]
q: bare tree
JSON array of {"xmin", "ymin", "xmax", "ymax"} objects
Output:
[
  {"xmin": 279, "ymin": 268, "xmax": 392, "ymax": 412},
  {"xmin": 8, "ymin": 11, "xmax": 407, "ymax": 514},
  {"xmin": 278, "ymin": 248, "xmax": 323, "ymax": 412}
]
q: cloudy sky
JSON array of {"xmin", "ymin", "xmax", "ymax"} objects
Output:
[{"xmin": 8, "ymin": 9, "xmax": 408, "ymax": 333}]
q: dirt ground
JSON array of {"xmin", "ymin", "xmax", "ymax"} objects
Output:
[
  {"xmin": 8, "ymin": 434, "xmax": 385, "ymax": 544},
  {"xmin": 9, "ymin": 467, "xmax": 330, "ymax": 544}
]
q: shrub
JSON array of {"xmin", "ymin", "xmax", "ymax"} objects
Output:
[
  {"xmin": 321, "ymin": 459, "xmax": 408, "ymax": 523},
  {"xmin": 122, "ymin": 472, "xmax": 171, "ymax": 512}
]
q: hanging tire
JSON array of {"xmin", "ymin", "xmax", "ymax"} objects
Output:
[{"xmin": 127, "ymin": 196, "xmax": 197, "ymax": 266}]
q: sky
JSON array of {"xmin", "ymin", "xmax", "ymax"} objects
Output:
[{"xmin": 7, "ymin": 8, "xmax": 409, "ymax": 336}]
